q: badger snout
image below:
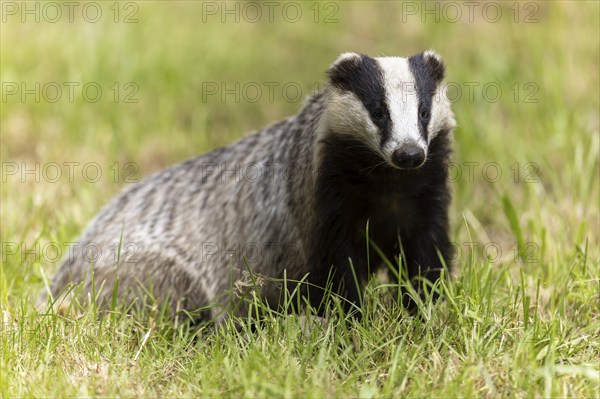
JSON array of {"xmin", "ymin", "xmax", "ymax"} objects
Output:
[{"xmin": 391, "ymin": 144, "xmax": 426, "ymax": 169}]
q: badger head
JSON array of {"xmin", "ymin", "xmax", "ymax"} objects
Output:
[{"xmin": 323, "ymin": 51, "xmax": 455, "ymax": 169}]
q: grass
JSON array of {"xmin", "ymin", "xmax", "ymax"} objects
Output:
[{"xmin": 1, "ymin": 1, "xmax": 599, "ymax": 397}]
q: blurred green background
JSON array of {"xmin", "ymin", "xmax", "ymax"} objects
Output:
[{"xmin": 1, "ymin": 0, "xmax": 599, "ymax": 301}]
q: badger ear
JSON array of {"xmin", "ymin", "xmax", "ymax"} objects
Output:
[
  {"xmin": 422, "ymin": 50, "xmax": 446, "ymax": 82},
  {"xmin": 327, "ymin": 52, "xmax": 363, "ymax": 85}
]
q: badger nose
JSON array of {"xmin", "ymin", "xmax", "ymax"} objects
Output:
[{"xmin": 391, "ymin": 145, "xmax": 426, "ymax": 169}]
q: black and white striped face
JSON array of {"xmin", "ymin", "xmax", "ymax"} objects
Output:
[{"xmin": 325, "ymin": 51, "xmax": 455, "ymax": 169}]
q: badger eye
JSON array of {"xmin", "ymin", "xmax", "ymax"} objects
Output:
[
  {"xmin": 372, "ymin": 109, "xmax": 384, "ymax": 120},
  {"xmin": 419, "ymin": 109, "xmax": 430, "ymax": 120}
]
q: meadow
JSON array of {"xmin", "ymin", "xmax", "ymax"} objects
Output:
[{"xmin": 1, "ymin": 1, "xmax": 599, "ymax": 397}]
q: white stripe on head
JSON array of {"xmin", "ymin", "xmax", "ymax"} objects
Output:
[{"xmin": 375, "ymin": 57, "xmax": 427, "ymax": 157}]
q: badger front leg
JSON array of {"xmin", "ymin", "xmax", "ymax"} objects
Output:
[
  {"xmin": 306, "ymin": 235, "xmax": 368, "ymax": 316},
  {"xmin": 400, "ymin": 220, "xmax": 452, "ymax": 308}
]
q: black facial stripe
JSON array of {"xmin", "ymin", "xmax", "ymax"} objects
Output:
[
  {"xmin": 328, "ymin": 55, "xmax": 392, "ymax": 146},
  {"xmin": 408, "ymin": 53, "xmax": 444, "ymax": 142}
]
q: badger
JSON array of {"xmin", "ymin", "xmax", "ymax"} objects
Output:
[{"xmin": 46, "ymin": 51, "xmax": 456, "ymax": 322}]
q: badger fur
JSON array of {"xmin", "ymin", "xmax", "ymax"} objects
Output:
[{"xmin": 47, "ymin": 51, "xmax": 456, "ymax": 321}]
